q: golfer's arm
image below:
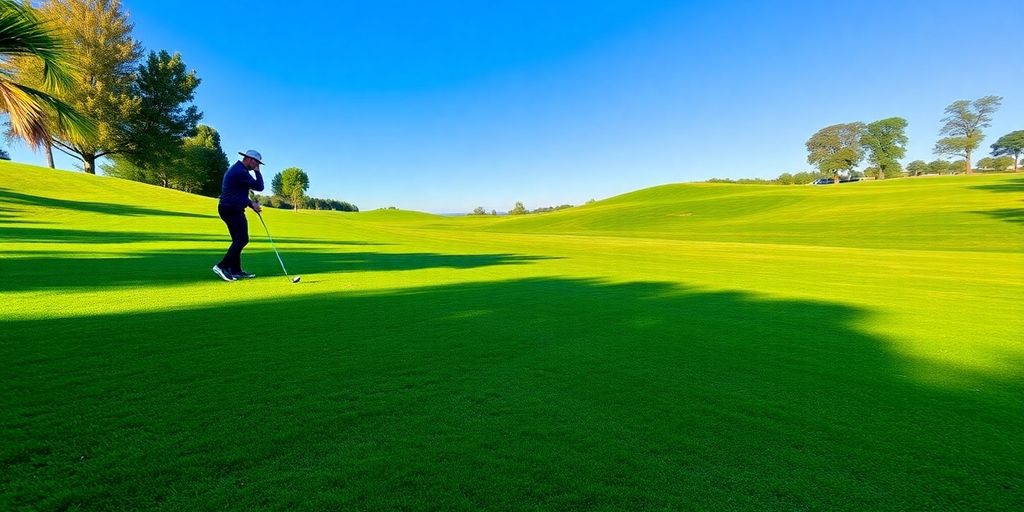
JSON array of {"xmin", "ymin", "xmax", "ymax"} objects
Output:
[{"xmin": 250, "ymin": 171, "xmax": 265, "ymax": 192}]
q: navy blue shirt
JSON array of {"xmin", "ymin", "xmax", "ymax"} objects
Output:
[{"xmin": 219, "ymin": 160, "xmax": 264, "ymax": 208}]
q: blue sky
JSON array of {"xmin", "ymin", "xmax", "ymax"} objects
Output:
[{"xmin": 11, "ymin": 0, "xmax": 1023, "ymax": 213}]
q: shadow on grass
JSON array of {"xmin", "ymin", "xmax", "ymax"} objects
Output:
[
  {"xmin": 0, "ymin": 248, "xmax": 557, "ymax": 292},
  {"xmin": 0, "ymin": 225, "xmax": 386, "ymax": 246},
  {"xmin": 0, "ymin": 188, "xmax": 215, "ymax": 219},
  {"xmin": 972, "ymin": 207, "xmax": 1024, "ymax": 224},
  {"xmin": 968, "ymin": 177, "xmax": 1024, "ymax": 193},
  {"xmin": 1, "ymin": 278, "xmax": 1020, "ymax": 510}
]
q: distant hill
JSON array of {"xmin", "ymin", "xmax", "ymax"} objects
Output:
[
  {"xmin": 2, "ymin": 160, "xmax": 1021, "ymax": 253},
  {"xmin": 475, "ymin": 176, "xmax": 1024, "ymax": 252}
]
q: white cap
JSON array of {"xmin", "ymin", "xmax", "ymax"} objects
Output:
[{"xmin": 238, "ymin": 150, "xmax": 263, "ymax": 165}]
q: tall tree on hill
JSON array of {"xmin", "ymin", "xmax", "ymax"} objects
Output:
[
  {"xmin": 933, "ymin": 95, "xmax": 1001, "ymax": 174},
  {"xmin": 806, "ymin": 122, "xmax": 865, "ymax": 183},
  {"xmin": 120, "ymin": 50, "xmax": 202, "ymax": 170},
  {"xmin": 27, "ymin": 0, "xmax": 142, "ymax": 174},
  {"xmin": 187, "ymin": 125, "xmax": 229, "ymax": 197},
  {"xmin": 0, "ymin": 0, "xmax": 94, "ymax": 159},
  {"xmin": 860, "ymin": 117, "xmax": 908, "ymax": 179},
  {"xmin": 279, "ymin": 167, "xmax": 309, "ymax": 210},
  {"xmin": 990, "ymin": 130, "xmax": 1024, "ymax": 171}
]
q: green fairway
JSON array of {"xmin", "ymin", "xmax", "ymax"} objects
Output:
[{"xmin": 2, "ymin": 161, "xmax": 1022, "ymax": 510}]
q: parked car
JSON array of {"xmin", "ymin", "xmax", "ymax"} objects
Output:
[{"xmin": 812, "ymin": 178, "xmax": 833, "ymax": 185}]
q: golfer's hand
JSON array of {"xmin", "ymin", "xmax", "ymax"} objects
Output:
[{"xmin": 251, "ymin": 200, "xmax": 262, "ymax": 213}]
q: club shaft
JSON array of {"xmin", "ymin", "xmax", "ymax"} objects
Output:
[{"xmin": 256, "ymin": 212, "xmax": 290, "ymax": 276}]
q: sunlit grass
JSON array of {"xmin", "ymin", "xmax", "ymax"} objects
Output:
[{"xmin": 2, "ymin": 161, "xmax": 1022, "ymax": 510}]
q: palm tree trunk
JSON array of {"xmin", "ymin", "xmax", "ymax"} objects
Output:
[
  {"xmin": 45, "ymin": 142, "xmax": 54, "ymax": 168},
  {"xmin": 83, "ymin": 154, "xmax": 96, "ymax": 174}
]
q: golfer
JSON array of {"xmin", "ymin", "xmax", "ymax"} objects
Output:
[{"xmin": 212, "ymin": 150, "xmax": 265, "ymax": 281}]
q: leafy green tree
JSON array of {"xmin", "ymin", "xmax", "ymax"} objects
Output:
[
  {"xmin": 101, "ymin": 124, "xmax": 225, "ymax": 193},
  {"xmin": 860, "ymin": 117, "xmax": 908, "ymax": 180},
  {"xmin": 120, "ymin": 50, "xmax": 201, "ymax": 171},
  {"xmin": 777, "ymin": 172, "xmax": 795, "ymax": 185},
  {"xmin": 806, "ymin": 122, "xmax": 865, "ymax": 183},
  {"xmin": 906, "ymin": 160, "xmax": 927, "ymax": 176},
  {"xmin": 1, "ymin": 0, "xmax": 94, "ymax": 157},
  {"xmin": 187, "ymin": 125, "xmax": 229, "ymax": 197},
  {"xmin": 471, "ymin": 206, "xmax": 487, "ymax": 215},
  {"xmin": 976, "ymin": 156, "xmax": 1013, "ymax": 171},
  {"xmin": 933, "ymin": 95, "xmax": 1002, "ymax": 174},
  {"xmin": 990, "ymin": 130, "xmax": 1024, "ymax": 171},
  {"xmin": 31, "ymin": 0, "xmax": 142, "ymax": 174},
  {"xmin": 280, "ymin": 167, "xmax": 309, "ymax": 210},
  {"xmin": 993, "ymin": 156, "xmax": 1014, "ymax": 170},
  {"xmin": 271, "ymin": 172, "xmax": 284, "ymax": 197},
  {"xmin": 927, "ymin": 159, "xmax": 950, "ymax": 175},
  {"xmin": 509, "ymin": 201, "xmax": 527, "ymax": 215},
  {"xmin": 0, "ymin": 148, "xmax": 9, "ymax": 160}
]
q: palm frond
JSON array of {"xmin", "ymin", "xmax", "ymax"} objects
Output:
[
  {"xmin": 10, "ymin": 79, "xmax": 96, "ymax": 145},
  {"xmin": 0, "ymin": 0, "xmax": 76, "ymax": 93},
  {"xmin": 0, "ymin": 75, "xmax": 48, "ymax": 148}
]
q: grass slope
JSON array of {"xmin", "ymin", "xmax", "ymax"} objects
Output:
[
  {"xmin": 472, "ymin": 177, "xmax": 1024, "ymax": 252},
  {"xmin": 1, "ymin": 161, "xmax": 1022, "ymax": 511}
]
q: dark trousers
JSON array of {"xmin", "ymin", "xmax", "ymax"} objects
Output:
[{"xmin": 217, "ymin": 204, "xmax": 248, "ymax": 273}]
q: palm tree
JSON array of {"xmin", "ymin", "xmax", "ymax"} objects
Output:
[{"xmin": 0, "ymin": 0, "xmax": 93, "ymax": 150}]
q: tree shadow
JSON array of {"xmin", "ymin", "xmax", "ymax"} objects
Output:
[
  {"xmin": 0, "ymin": 188, "xmax": 215, "ymax": 219},
  {"xmin": 971, "ymin": 207, "xmax": 1024, "ymax": 224},
  {"xmin": 1, "ymin": 278, "xmax": 1019, "ymax": 510},
  {"xmin": 968, "ymin": 177, "xmax": 1024, "ymax": 193},
  {"xmin": 286, "ymin": 251, "xmax": 557, "ymax": 274},
  {"xmin": 0, "ymin": 249, "xmax": 558, "ymax": 292},
  {"xmin": 0, "ymin": 225, "xmax": 386, "ymax": 246},
  {"xmin": 0, "ymin": 226, "xmax": 226, "ymax": 244}
]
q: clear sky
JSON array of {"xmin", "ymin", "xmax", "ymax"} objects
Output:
[{"xmin": 10, "ymin": 0, "xmax": 1023, "ymax": 213}]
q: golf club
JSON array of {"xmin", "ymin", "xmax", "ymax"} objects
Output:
[{"xmin": 255, "ymin": 211, "xmax": 301, "ymax": 283}]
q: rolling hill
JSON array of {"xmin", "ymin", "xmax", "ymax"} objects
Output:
[{"xmin": 2, "ymin": 160, "xmax": 1021, "ymax": 510}]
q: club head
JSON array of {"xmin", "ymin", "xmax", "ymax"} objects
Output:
[{"xmin": 291, "ymin": 276, "xmax": 301, "ymax": 283}]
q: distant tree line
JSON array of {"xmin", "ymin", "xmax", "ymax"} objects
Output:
[
  {"xmin": 469, "ymin": 202, "xmax": 575, "ymax": 215},
  {"xmin": 708, "ymin": 172, "xmax": 827, "ymax": 185},
  {"xmin": 801, "ymin": 96, "xmax": 1016, "ymax": 182},
  {"xmin": 710, "ymin": 95, "xmax": 1019, "ymax": 184},
  {"xmin": 254, "ymin": 193, "xmax": 358, "ymax": 212},
  {"xmin": 254, "ymin": 167, "xmax": 358, "ymax": 212}
]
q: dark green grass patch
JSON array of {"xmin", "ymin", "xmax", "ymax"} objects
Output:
[{"xmin": 3, "ymin": 278, "xmax": 1021, "ymax": 510}]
